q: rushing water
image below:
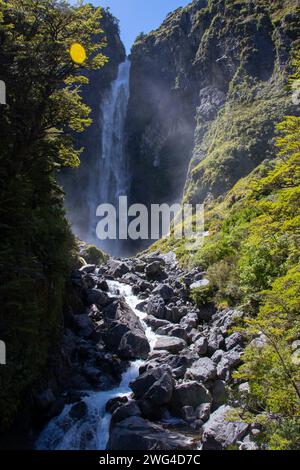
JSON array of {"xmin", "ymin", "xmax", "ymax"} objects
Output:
[
  {"xmin": 36, "ymin": 281, "xmax": 158, "ymax": 450},
  {"xmin": 86, "ymin": 59, "xmax": 131, "ymax": 255}
]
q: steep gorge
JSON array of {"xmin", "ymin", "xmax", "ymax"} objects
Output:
[{"xmin": 125, "ymin": 0, "xmax": 299, "ymax": 249}]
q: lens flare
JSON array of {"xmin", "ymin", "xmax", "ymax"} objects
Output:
[{"xmin": 69, "ymin": 43, "xmax": 86, "ymax": 64}]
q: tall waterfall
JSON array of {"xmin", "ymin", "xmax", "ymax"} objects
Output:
[{"xmin": 87, "ymin": 59, "xmax": 131, "ymax": 255}]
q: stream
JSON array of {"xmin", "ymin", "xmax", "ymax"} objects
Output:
[{"xmin": 36, "ymin": 280, "xmax": 159, "ymax": 450}]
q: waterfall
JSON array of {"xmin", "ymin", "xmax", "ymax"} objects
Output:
[{"xmin": 86, "ymin": 59, "xmax": 131, "ymax": 255}]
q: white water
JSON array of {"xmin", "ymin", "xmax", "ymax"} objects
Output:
[
  {"xmin": 87, "ymin": 59, "xmax": 131, "ymax": 254},
  {"xmin": 36, "ymin": 281, "xmax": 158, "ymax": 450}
]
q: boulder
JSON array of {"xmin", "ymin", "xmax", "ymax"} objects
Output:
[
  {"xmin": 170, "ymin": 381, "xmax": 211, "ymax": 418},
  {"xmin": 102, "ymin": 300, "xmax": 150, "ymax": 359},
  {"xmin": 130, "ymin": 366, "xmax": 173, "ymax": 405},
  {"xmin": 212, "ymin": 380, "xmax": 228, "ymax": 410},
  {"xmin": 107, "ymin": 416, "xmax": 193, "ymax": 450},
  {"xmin": 207, "ymin": 330, "xmax": 225, "ymax": 355},
  {"xmin": 217, "ymin": 348, "xmax": 243, "ymax": 380},
  {"xmin": 145, "ymin": 261, "xmax": 165, "ymax": 279},
  {"xmin": 185, "ymin": 357, "xmax": 217, "ymax": 383},
  {"xmin": 202, "ymin": 405, "xmax": 249, "ymax": 450},
  {"xmin": 144, "ymin": 315, "xmax": 170, "ymax": 331},
  {"xmin": 152, "ymin": 283, "xmax": 174, "ymax": 301},
  {"xmin": 156, "ymin": 324, "xmax": 188, "ymax": 342},
  {"xmin": 111, "ymin": 401, "xmax": 141, "ymax": 425},
  {"xmin": 154, "ymin": 336, "xmax": 186, "ymax": 354},
  {"xmin": 146, "ymin": 296, "xmax": 166, "ymax": 319},
  {"xmin": 86, "ymin": 288, "xmax": 109, "ymax": 307},
  {"xmin": 107, "ymin": 260, "xmax": 130, "ymax": 278},
  {"xmin": 196, "ymin": 403, "xmax": 211, "ymax": 422},
  {"xmin": 194, "ymin": 337, "xmax": 208, "ymax": 356},
  {"xmin": 225, "ymin": 332, "xmax": 244, "ymax": 350}
]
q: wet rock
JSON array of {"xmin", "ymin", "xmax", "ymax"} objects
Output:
[
  {"xmin": 111, "ymin": 401, "xmax": 141, "ymax": 425},
  {"xmin": 185, "ymin": 357, "xmax": 217, "ymax": 383},
  {"xmin": 154, "ymin": 336, "xmax": 186, "ymax": 354},
  {"xmin": 202, "ymin": 405, "xmax": 249, "ymax": 450},
  {"xmin": 106, "ymin": 396, "xmax": 128, "ymax": 414},
  {"xmin": 97, "ymin": 279, "xmax": 109, "ymax": 292},
  {"xmin": 170, "ymin": 381, "xmax": 211, "ymax": 418},
  {"xmin": 107, "ymin": 416, "xmax": 193, "ymax": 450}
]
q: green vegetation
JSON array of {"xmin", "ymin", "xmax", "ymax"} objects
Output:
[
  {"xmin": 0, "ymin": 0, "xmax": 106, "ymax": 429},
  {"xmin": 154, "ymin": 52, "xmax": 300, "ymax": 449}
]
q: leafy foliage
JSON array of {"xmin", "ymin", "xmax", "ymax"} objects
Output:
[{"xmin": 0, "ymin": 0, "xmax": 106, "ymax": 429}]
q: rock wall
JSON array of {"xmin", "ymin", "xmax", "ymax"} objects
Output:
[{"xmin": 126, "ymin": 0, "xmax": 300, "ymax": 246}]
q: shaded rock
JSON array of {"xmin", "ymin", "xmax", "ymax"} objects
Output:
[
  {"xmin": 146, "ymin": 296, "xmax": 166, "ymax": 319},
  {"xmin": 217, "ymin": 348, "xmax": 243, "ymax": 380},
  {"xmin": 170, "ymin": 381, "xmax": 211, "ymax": 418},
  {"xmin": 152, "ymin": 283, "xmax": 174, "ymax": 301},
  {"xmin": 103, "ymin": 300, "xmax": 150, "ymax": 359},
  {"xmin": 145, "ymin": 261, "xmax": 164, "ymax": 279},
  {"xmin": 71, "ymin": 314, "xmax": 94, "ymax": 339},
  {"xmin": 69, "ymin": 401, "xmax": 87, "ymax": 420},
  {"xmin": 212, "ymin": 380, "xmax": 228, "ymax": 410},
  {"xmin": 107, "ymin": 260, "xmax": 130, "ymax": 278},
  {"xmin": 194, "ymin": 336, "xmax": 208, "ymax": 356},
  {"xmin": 156, "ymin": 324, "xmax": 188, "ymax": 342},
  {"xmin": 106, "ymin": 396, "xmax": 128, "ymax": 414},
  {"xmin": 154, "ymin": 336, "xmax": 186, "ymax": 354},
  {"xmin": 130, "ymin": 366, "xmax": 173, "ymax": 405},
  {"xmin": 225, "ymin": 332, "xmax": 244, "ymax": 351},
  {"xmin": 144, "ymin": 315, "xmax": 170, "ymax": 331},
  {"xmin": 202, "ymin": 405, "xmax": 249, "ymax": 450},
  {"xmin": 196, "ymin": 403, "xmax": 211, "ymax": 422},
  {"xmin": 107, "ymin": 416, "xmax": 193, "ymax": 450},
  {"xmin": 86, "ymin": 288, "xmax": 109, "ymax": 307},
  {"xmin": 111, "ymin": 401, "xmax": 141, "ymax": 425}
]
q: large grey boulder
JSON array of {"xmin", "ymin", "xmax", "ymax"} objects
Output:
[
  {"xmin": 202, "ymin": 405, "xmax": 249, "ymax": 450},
  {"xmin": 102, "ymin": 300, "xmax": 150, "ymax": 359},
  {"xmin": 154, "ymin": 336, "xmax": 187, "ymax": 354},
  {"xmin": 130, "ymin": 366, "xmax": 174, "ymax": 405},
  {"xmin": 145, "ymin": 261, "xmax": 165, "ymax": 279},
  {"xmin": 111, "ymin": 401, "xmax": 141, "ymax": 425},
  {"xmin": 186, "ymin": 357, "xmax": 217, "ymax": 383},
  {"xmin": 107, "ymin": 260, "xmax": 130, "ymax": 278},
  {"xmin": 170, "ymin": 381, "xmax": 211, "ymax": 418},
  {"xmin": 152, "ymin": 283, "xmax": 174, "ymax": 301},
  {"xmin": 107, "ymin": 416, "xmax": 193, "ymax": 450}
]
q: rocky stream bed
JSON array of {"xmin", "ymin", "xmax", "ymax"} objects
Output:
[{"xmin": 34, "ymin": 252, "xmax": 258, "ymax": 451}]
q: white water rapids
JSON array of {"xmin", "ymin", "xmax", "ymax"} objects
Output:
[{"xmin": 35, "ymin": 281, "xmax": 159, "ymax": 450}]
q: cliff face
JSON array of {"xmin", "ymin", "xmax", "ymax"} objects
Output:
[
  {"xmin": 61, "ymin": 9, "xmax": 126, "ymax": 241},
  {"xmin": 126, "ymin": 0, "xmax": 299, "ymax": 216}
]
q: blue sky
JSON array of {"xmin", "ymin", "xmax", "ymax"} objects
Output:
[{"xmin": 73, "ymin": 1, "xmax": 191, "ymax": 53}]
